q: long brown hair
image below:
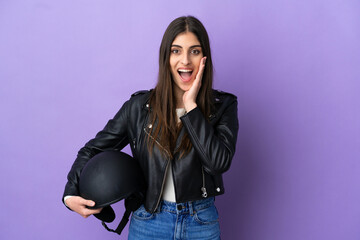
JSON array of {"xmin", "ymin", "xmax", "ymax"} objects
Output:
[{"xmin": 148, "ymin": 16, "xmax": 214, "ymax": 159}]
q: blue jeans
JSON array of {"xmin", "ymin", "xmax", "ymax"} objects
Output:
[{"xmin": 128, "ymin": 197, "xmax": 221, "ymax": 240}]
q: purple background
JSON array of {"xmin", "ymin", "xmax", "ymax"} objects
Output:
[{"xmin": 1, "ymin": 0, "xmax": 359, "ymax": 239}]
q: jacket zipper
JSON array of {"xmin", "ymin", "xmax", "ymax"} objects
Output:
[
  {"xmin": 143, "ymin": 127, "xmax": 171, "ymax": 212},
  {"xmin": 201, "ymin": 166, "xmax": 208, "ymax": 198},
  {"xmin": 132, "ymin": 138, "xmax": 136, "ymax": 150},
  {"xmin": 155, "ymin": 159, "xmax": 170, "ymax": 211}
]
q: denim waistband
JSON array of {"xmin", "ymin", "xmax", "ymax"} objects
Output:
[{"xmin": 157, "ymin": 197, "xmax": 215, "ymax": 215}]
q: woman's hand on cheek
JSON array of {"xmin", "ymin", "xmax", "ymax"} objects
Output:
[{"xmin": 183, "ymin": 56, "xmax": 206, "ymax": 112}]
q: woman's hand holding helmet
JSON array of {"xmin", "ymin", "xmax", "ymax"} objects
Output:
[{"xmin": 65, "ymin": 196, "xmax": 103, "ymax": 218}]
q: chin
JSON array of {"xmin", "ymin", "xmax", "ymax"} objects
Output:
[{"xmin": 178, "ymin": 80, "xmax": 193, "ymax": 91}]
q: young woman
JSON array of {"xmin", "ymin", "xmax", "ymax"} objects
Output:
[{"xmin": 63, "ymin": 16, "xmax": 239, "ymax": 239}]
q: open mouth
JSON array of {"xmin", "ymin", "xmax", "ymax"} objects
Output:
[{"xmin": 177, "ymin": 69, "xmax": 193, "ymax": 82}]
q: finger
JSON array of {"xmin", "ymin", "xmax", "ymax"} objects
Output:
[
  {"xmin": 197, "ymin": 57, "xmax": 206, "ymax": 77},
  {"xmin": 82, "ymin": 207, "xmax": 103, "ymax": 216},
  {"xmin": 80, "ymin": 198, "xmax": 96, "ymax": 207},
  {"xmin": 92, "ymin": 208, "xmax": 103, "ymax": 214},
  {"xmin": 194, "ymin": 57, "xmax": 206, "ymax": 86}
]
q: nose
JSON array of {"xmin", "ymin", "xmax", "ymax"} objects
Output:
[{"xmin": 181, "ymin": 53, "xmax": 190, "ymax": 65}]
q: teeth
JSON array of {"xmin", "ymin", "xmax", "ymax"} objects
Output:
[{"xmin": 178, "ymin": 69, "xmax": 192, "ymax": 73}]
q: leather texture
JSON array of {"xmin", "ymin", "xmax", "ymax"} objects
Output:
[{"xmin": 63, "ymin": 89, "xmax": 239, "ymax": 213}]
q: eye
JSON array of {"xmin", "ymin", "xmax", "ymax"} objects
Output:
[
  {"xmin": 191, "ymin": 49, "xmax": 201, "ymax": 55},
  {"xmin": 171, "ymin": 49, "xmax": 180, "ymax": 54}
]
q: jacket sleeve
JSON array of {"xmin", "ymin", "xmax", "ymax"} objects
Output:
[
  {"xmin": 62, "ymin": 99, "xmax": 131, "ymax": 201},
  {"xmin": 180, "ymin": 96, "xmax": 239, "ymax": 175}
]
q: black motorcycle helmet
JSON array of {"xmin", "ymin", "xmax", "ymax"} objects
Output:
[{"xmin": 79, "ymin": 150, "xmax": 146, "ymax": 235}]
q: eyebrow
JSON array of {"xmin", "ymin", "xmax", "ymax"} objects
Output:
[{"xmin": 171, "ymin": 44, "xmax": 202, "ymax": 48}]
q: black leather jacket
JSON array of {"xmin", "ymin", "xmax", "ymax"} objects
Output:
[{"xmin": 63, "ymin": 89, "xmax": 239, "ymax": 213}]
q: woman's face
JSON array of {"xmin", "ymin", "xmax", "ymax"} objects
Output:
[{"xmin": 169, "ymin": 31, "xmax": 203, "ymax": 97}]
